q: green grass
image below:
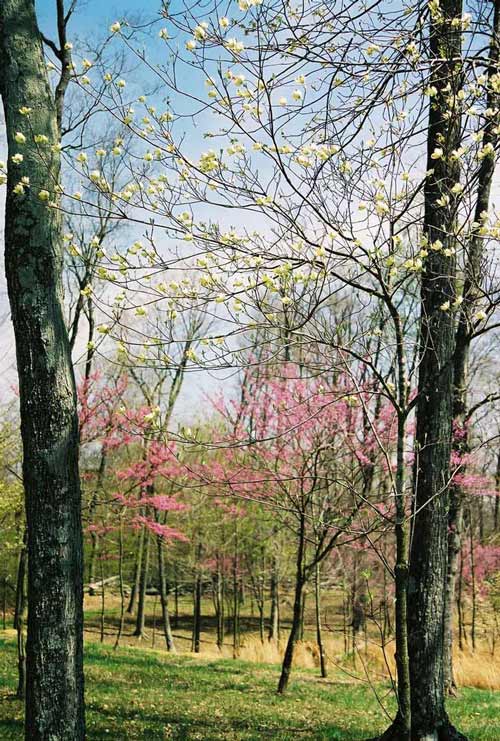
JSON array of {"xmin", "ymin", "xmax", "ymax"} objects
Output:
[{"xmin": 0, "ymin": 635, "xmax": 499, "ymax": 740}]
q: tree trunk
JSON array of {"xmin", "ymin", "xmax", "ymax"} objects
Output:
[
  {"xmin": 315, "ymin": 562, "xmax": 327, "ymax": 678},
  {"xmin": 232, "ymin": 557, "xmax": 240, "ymax": 659},
  {"xmin": 300, "ymin": 590, "xmax": 307, "ymax": 641},
  {"xmin": 443, "ymin": 0, "xmax": 500, "ymax": 697},
  {"xmin": 387, "ymin": 395, "xmax": 411, "ymax": 736},
  {"xmin": 494, "ymin": 450, "xmax": 500, "ymax": 531},
  {"xmin": 114, "ymin": 516, "xmax": 125, "ymax": 650},
  {"xmin": 127, "ymin": 526, "xmax": 145, "ymax": 614},
  {"xmin": 0, "ymin": 2, "xmax": 85, "ymax": 737},
  {"xmin": 258, "ymin": 596, "xmax": 265, "ymax": 644},
  {"xmin": 192, "ymin": 567, "xmax": 202, "ymax": 653},
  {"xmin": 87, "ymin": 447, "xmax": 107, "ymax": 595},
  {"xmin": 457, "ymin": 547, "xmax": 465, "ymax": 652},
  {"xmin": 469, "ymin": 512, "xmax": 476, "ymax": 651},
  {"xmin": 268, "ymin": 557, "xmax": 279, "ymax": 641},
  {"xmin": 16, "ymin": 587, "xmax": 27, "ymax": 700},
  {"xmin": 277, "ymin": 513, "xmax": 305, "ymax": 694},
  {"xmin": 16, "ymin": 535, "xmax": 27, "ymax": 700},
  {"xmin": 99, "ymin": 557, "xmax": 106, "ymax": 642},
  {"xmin": 157, "ymin": 531, "xmax": 176, "ymax": 652},
  {"xmin": 406, "ymin": 1, "xmax": 467, "ymax": 737},
  {"xmin": 133, "ymin": 527, "xmax": 151, "ymax": 637},
  {"xmin": 214, "ymin": 561, "xmax": 225, "ymax": 649},
  {"xmin": 174, "ymin": 565, "xmax": 180, "ymax": 630},
  {"xmin": 2, "ymin": 577, "xmax": 6, "ymax": 631},
  {"xmin": 443, "ymin": 487, "xmax": 462, "ymax": 695},
  {"xmin": 14, "ymin": 528, "xmax": 27, "ymax": 631}
]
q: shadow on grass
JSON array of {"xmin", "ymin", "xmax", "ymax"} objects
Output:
[{"xmin": 88, "ymin": 701, "xmax": 360, "ymax": 740}]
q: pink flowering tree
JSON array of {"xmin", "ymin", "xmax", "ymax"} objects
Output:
[
  {"xmin": 78, "ymin": 368, "xmax": 190, "ymax": 649},
  {"xmin": 194, "ymin": 362, "xmax": 397, "ymax": 691}
]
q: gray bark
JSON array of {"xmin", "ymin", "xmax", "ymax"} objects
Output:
[
  {"xmin": 443, "ymin": 0, "xmax": 500, "ymax": 695},
  {"xmin": 0, "ymin": 1, "xmax": 85, "ymax": 738},
  {"xmin": 407, "ymin": 0, "xmax": 466, "ymax": 737}
]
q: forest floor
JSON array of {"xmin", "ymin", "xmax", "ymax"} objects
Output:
[{"xmin": 0, "ymin": 632, "xmax": 499, "ymax": 740}]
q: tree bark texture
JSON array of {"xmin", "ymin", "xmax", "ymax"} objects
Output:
[
  {"xmin": 407, "ymin": 1, "xmax": 466, "ymax": 738},
  {"xmin": 0, "ymin": 1, "xmax": 85, "ymax": 738},
  {"xmin": 443, "ymin": 0, "xmax": 500, "ymax": 695}
]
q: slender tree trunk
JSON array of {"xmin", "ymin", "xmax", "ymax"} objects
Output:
[
  {"xmin": 315, "ymin": 562, "xmax": 327, "ymax": 678},
  {"xmin": 215, "ymin": 561, "xmax": 225, "ymax": 648},
  {"xmin": 88, "ymin": 533, "xmax": 99, "ymax": 596},
  {"xmin": 134, "ymin": 527, "xmax": 151, "ymax": 637},
  {"xmin": 192, "ymin": 566, "xmax": 202, "ymax": 653},
  {"xmin": 443, "ymin": 485, "xmax": 462, "ymax": 694},
  {"xmin": 387, "ymin": 406, "xmax": 411, "ymax": 737},
  {"xmin": 478, "ymin": 499, "xmax": 484, "ymax": 545},
  {"xmin": 173, "ymin": 565, "xmax": 179, "ymax": 630},
  {"xmin": 268, "ymin": 557, "xmax": 279, "ymax": 642},
  {"xmin": 2, "ymin": 577, "xmax": 6, "ymax": 631},
  {"xmin": 258, "ymin": 597, "xmax": 265, "ymax": 644},
  {"xmin": 443, "ymin": 484, "xmax": 463, "ymax": 696},
  {"xmin": 457, "ymin": 547, "xmax": 465, "ymax": 652},
  {"xmin": 129, "ymin": 448, "xmax": 152, "ymax": 617},
  {"xmin": 14, "ymin": 529, "xmax": 28, "ymax": 631},
  {"xmin": 16, "ymin": 585, "xmax": 26, "ymax": 700},
  {"xmin": 0, "ymin": 2, "xmax": 85, "ymax": 737},
  {"xmin": 87, "ymin": 448, "xmax": 107, "ymax": 595},
  {"xmin": 343, "ymin": 591, "xmax": 348, "ymax": 655},
  {"xmin": 232, "ymin": 558, "xmax": 240, "ymax": 659},
  {"xmin": 351, "ymin": 554, "xmax": 358, "ymax": 665},
  {"xmin": 127, "ymin": 526, "xmax": 145, "ymax": 614},
  {"xmin": 99, "ymin": 557, "xmax": 106, "ymax": 642},
  {"xmin": 114, "ymin": 516, "xmax": 125, "ymax": 650},
  {"xmin": 300, "ymin": 590, "xmax": 307, "ymax": 641},
  {"xmin": 16, "ymin": 537, "xmax": 27, "ymax": 700},
  {"xmin": 469, "ymin": 511, "xmax": 476, "ymax": 651},
  {"xmin": 277, "ymin": 514, "xmax": 306, "ymax": 694},
  {"xmin": 494, "ymin": 451, "xmax": 500, "ymax": 531},
  {"xmin": 157, "ymin": 531, "xmax": 176, "ymax": 652}
]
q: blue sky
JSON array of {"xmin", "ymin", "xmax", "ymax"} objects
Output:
[{"xmin": 36, "ymin": 0, "xmax": 162, "ymax": 35}]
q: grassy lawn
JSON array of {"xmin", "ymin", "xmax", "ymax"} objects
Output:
[{"xmin": 0, "ymin": 634, "xmax": 499, "ymax": 740}]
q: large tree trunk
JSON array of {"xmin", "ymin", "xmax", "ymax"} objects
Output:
[
  {"xmin": 443, "ymin": 0, "xmax": 500, "ymax": 696},
  {"xmin": 406, "ymin": 0, "xmax": 465, "ymax": 737},
  {"xmin": 0, "ymin": 2, "xmax": 85, "ymax": 738}
]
